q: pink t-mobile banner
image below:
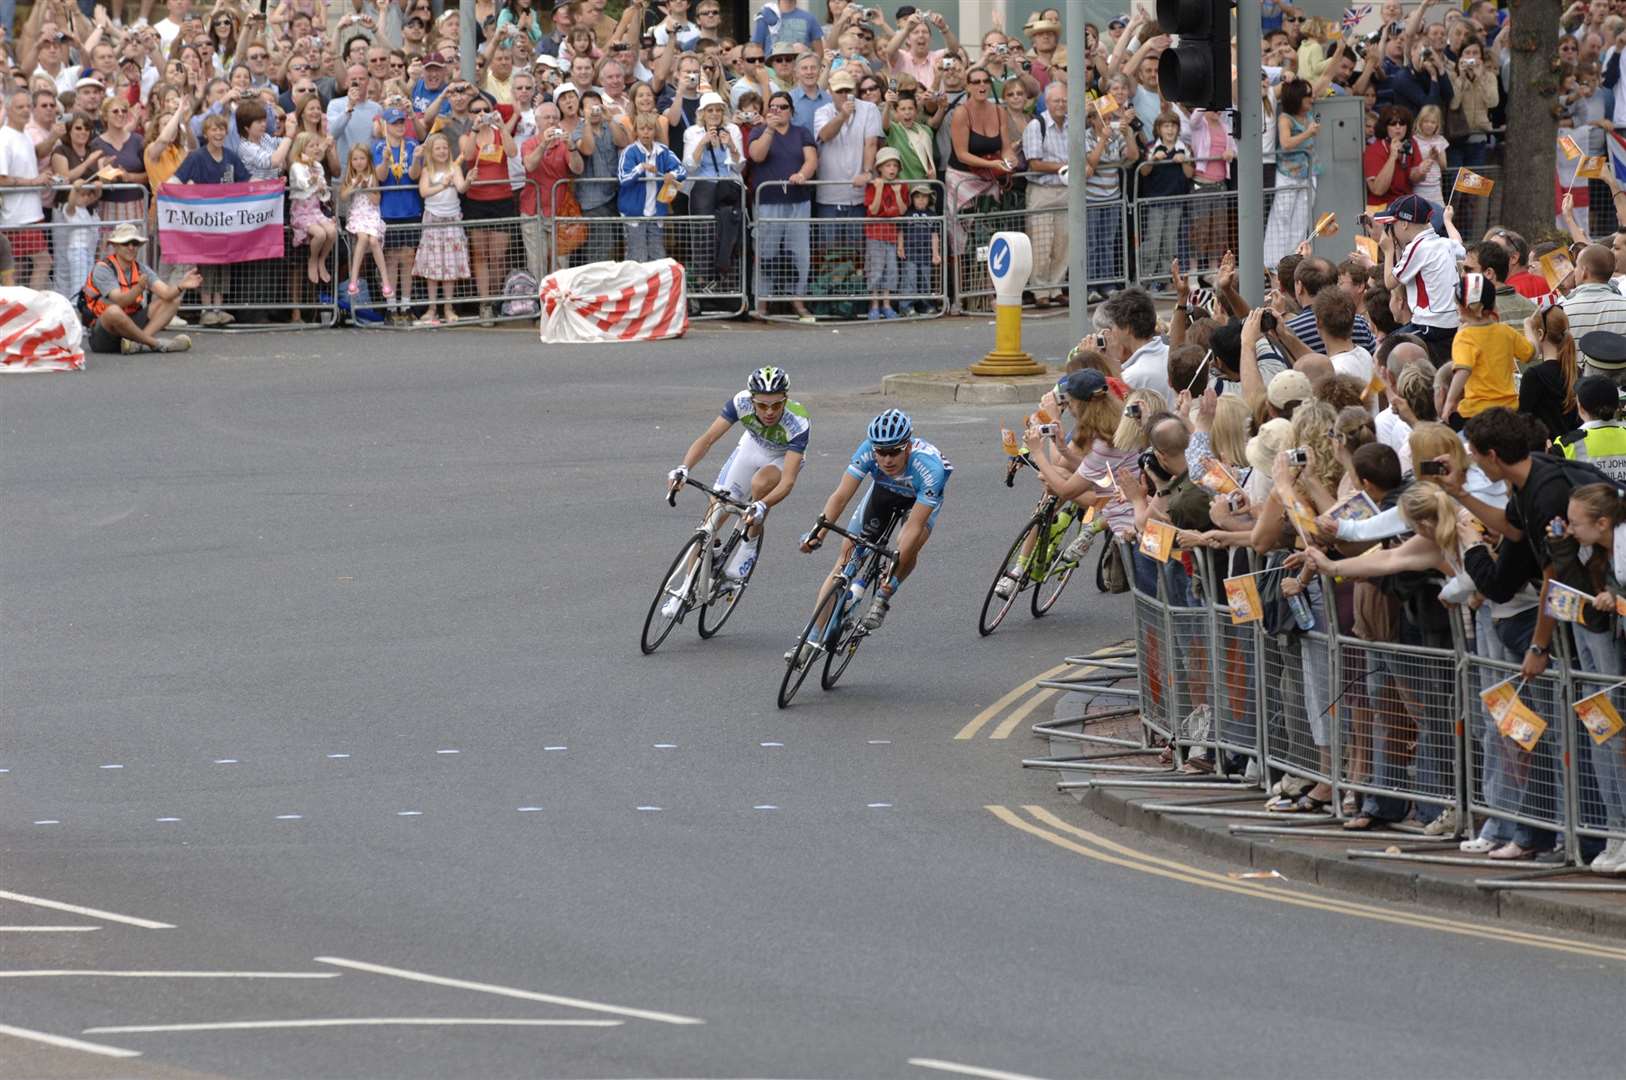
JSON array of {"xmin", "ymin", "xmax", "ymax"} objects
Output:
[{"xmin": 156, "ymin": 180, "xmax": 285, "ymax": 264}]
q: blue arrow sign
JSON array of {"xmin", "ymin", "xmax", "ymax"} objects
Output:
[{"xmin": 989, "ymin": 237, "xmax": 1011, "ymax": 279}]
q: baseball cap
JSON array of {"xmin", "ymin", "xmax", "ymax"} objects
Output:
[
  {"xmin": 829, "ymin": 69, "xmax": 858, "ymax": 91},
  {"xmin": 382, "ymin": 107, "xmax": 407, "ymax": 123},
  {"xmin": 1385, "ymin": 193, "xmax": 1434, "ymax": 225},
  {"xmin": 909, "ymin": 183, "xmax": 932, "ymax": 195},
  {"xmin": 552, "ymin": 82, "xmax": 579, "ymax": 101},
  {"xmin": 1246, "ymin": 418, "xmax": 1295, "ymax": 474},
  {"xmin": 1577, "ymin": 372, "xmax": 1624, "ymax": 412},
  {"xmin": 75, "ymin": 76, "xmax": 105, "ymax": 90},
  {"xmin": 1266, "ymin": 369, "xmax": 1313, "ymax": 410},
  {"xmin": 423, "ymin": 52, "xmax": 448, "ymax": 67},
  {"xmin": 1059, "ymin": 369, "xmax": 1108, "ymax": 402}
]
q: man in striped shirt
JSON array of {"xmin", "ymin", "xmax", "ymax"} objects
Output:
[
  {"xmin": 1560, "ymin": 245, "xmax": 1626, "ymax": 385},
  {"xmin": 1022, "ymin": 83, "xmax": 1069, "ymax": 306},
  {"xmin": 1284, "ymin": 256, "xmax": 1378, "ymax": 355}
]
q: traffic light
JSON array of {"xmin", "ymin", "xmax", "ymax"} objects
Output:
[{"xmin": 1156, "ymin": 0, "xmax": 1232, "ymax": 111}]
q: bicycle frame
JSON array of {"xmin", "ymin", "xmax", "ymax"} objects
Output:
[
  {"xmin": 667, "ymin": 476, "xmax": 753, "ymax": 612},
  {"xmin": 813, "ymin": 512, "xmax": 902, "ymax": 627}
]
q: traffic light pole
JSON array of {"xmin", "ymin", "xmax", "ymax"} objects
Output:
[
  {"xmin": 1066, "ymin": 0, "xmax": 1088, "ymax": 347},
  {"xmin": 1235, "ymin": 0, "xmax": 1264, "ymax": 307}
]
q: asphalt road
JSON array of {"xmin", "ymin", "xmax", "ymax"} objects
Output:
[{"xmin": 3, "ymin": 318, "xmax": 1623, "ymax": 1080}]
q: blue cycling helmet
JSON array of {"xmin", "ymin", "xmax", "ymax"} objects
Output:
[{"xmin": 868, "ymin": 408, "xmax": 913, "ymax": 448}]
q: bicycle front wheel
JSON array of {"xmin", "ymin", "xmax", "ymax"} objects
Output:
[
  {"xmin": 978, "ymin": 516, "xmax": 1042, "ymax": 637},
  {"xmin": 778, "ymin": 586, "xmax": 842, "ymax": 709},
  {"xmin": 698, "ymin": 528, "xmax": 762, "ymax": 639},
  {"xmin": 1032, "ymin": 515, "xmax": 1087, "ymax": 617},
  {"xmin": 822, "ymin": 575, "xmax": 879, "ymax": 690},
  {"xmin": 640, "ymin": 533, "xmax": 705, "ymax": 655}
]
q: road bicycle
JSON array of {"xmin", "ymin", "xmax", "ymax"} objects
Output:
[
  {"xmin": 639, "ymin": 477, "xmax": 763, "ymax": 655},
  {"xmin": 977, "ymin": 472, "xmax": 1093, "ymax": 636},
  {"xmin": 776, "ymin": 512, "xmax": 901, "ymax": 709}
]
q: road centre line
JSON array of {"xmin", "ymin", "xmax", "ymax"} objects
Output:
[
  {"xmin": 0, "ymin": 890, "xmax": 173, "ymax": 930},
  {"xmin": 955, "ymin": 665, "xmax": 1071, "ymax": 740},
  {"xmin": 0, "ymin": 971, "xmax": 341, "ymax": 979},
  {"xmin": 907, "ymin": 1057, "xmax": 1052, "ymax": 1080},
  {"xmin": 84, "ymin": 1017, "xmax": 624, "ymax": 1034},
  {"xmin": 988, "ymin": 806, "xmax": 1626, "ymax": 963},
  {"xmin": 0, "ymin": 926, "xmax": 99, "ymax": 933},
  {"xmin": 313, "ymin": 957, "xmax": 705, "ymax": 1026},
  {"xmin": 989, "ymin": 688, "xmax": 1060, "ymax": 741},
  {"xmin": 0, "ymin": 1022, "xmax": 140, "ymax": 1059}
]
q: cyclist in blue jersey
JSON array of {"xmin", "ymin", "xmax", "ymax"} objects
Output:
[
  {"xmin": 666, "ymin": 367, "xmax": 809, "ymax": 596},
  {"xmin": 797, "ymin": 408, "xmax": 951, "ymax": 635}
]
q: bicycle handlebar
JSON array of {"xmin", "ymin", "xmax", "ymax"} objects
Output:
[
  {"xmin": 668, "ymin": 475, "xmax": 753, "ymax": 511},
  {"xmin": 811, "ymin": 514, "xmax": 900, "ymax": 565}
]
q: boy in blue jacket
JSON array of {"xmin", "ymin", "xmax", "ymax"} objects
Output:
[{"xmin": 617, "ymin": 114, "xmax": 688, "ymax": 263}]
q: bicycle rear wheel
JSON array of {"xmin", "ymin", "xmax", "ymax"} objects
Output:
[
  {"xmin": 698, "ymin": 527, "xmax": 762, "ymax": 639},
  {"xmin": 978, "ymin": 516, "xmax": 1042, "ymax": 637},
  {"xmin": 778, "ymin": 586, "xmax": 842, "ymax": 709},
  {"xmin": 1032, "ymin": 514, "xmax": 1087, "ymax": 617},
  {"xmin": 640, "ymin": 533, "xmax": 705, "ymax": 655},
  {"xmin": 822, "ymin": 573, "xmax": 879, "ymax": 690}
]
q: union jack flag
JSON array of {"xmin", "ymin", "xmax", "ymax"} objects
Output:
[{"xmin": 1343, "ymin": 5, "xmax": 1372, "ymax": 31}]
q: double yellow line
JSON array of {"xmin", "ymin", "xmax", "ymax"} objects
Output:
[
  {"xmin": 956, "ymin": 644, "xmax": 1133, "ymax": 741},
  {"xmin": 987, "ymin": 805, "xmax": 1626, "ymax": 962}
]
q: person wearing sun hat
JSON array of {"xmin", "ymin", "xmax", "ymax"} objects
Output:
[
  {"xmin": 1024, "ymin": 14, "xmax": 1062, "ymax": 87},
  {"xmin": 80, "ymin": 222, "xmax": 198, "ymax": 355},
  {"xmin": 683, "ymin": 90, "xmax": 746, "ymax": 289}
]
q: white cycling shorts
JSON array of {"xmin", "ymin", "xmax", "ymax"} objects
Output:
[{"xmin": 713, "ymin": 433, "xmax": 787, "ymax": 502}]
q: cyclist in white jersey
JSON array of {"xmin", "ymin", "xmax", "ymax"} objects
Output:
[{"xmin": 667, "ymin": 366, "xmax": 810, "ymax": 586}]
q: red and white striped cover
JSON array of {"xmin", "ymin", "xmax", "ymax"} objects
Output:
[
  {"xmin": 539, "ymin": 258, "xmax": 688, "ymax": 344},
  {"xmin": 0, "ymin": 288, "xmax": 86, "ymax": 373}
]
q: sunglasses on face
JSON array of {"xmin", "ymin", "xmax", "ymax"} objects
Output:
[
  {"xmin": 742, "ymin": 55, "xmax": 763, "ymax": 63},
  {"xmin": 767, "ymin": 102, "xmax": 789, "ymax": 111},
  {"xmin": 470, "ymin": 107, "xmax": 490, "ymax": 114},
  {"xmin": 873, "ymin": 444, "xmax": 908, "ymax": 458},
  {"xmin": 967, "ymin": 77, "xmax": 990, "ymax": 85},
  {"xmin": 771, "ymin": 55, "xmax": 793, "ymax": 63}
]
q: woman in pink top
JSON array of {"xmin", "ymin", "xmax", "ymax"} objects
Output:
[
  {"xmin": 1188, "ymin": 107, "xmax": 1236, "ymax": 272},
  {"xmin": 885, "ymin": 10, "xmax": 960, "ymax": 87}
]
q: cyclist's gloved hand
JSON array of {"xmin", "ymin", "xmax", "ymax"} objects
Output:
[
  {"xmin": 667, "ymin": 466, "xmax": 688, "ymax": 488},
  {"xmin": 746, "ymin": 500, "xmax": 768, "ymax": 524},
  {"xmin": 800, "ymin": 530, "xmax": 823, "ymax": 552}
]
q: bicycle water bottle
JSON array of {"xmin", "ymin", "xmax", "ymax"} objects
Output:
[{"xmin": 1286, "ymin": 590, "xmax": 1315, "ymax": 632}]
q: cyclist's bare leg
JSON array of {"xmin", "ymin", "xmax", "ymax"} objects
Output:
[
  {"xmin": 812, "ymin": 537, "xmax": 859, "ymax": 630},
  {"xmin": 745, "ymin": 465, "xmax": 781, "ymax": 539}
]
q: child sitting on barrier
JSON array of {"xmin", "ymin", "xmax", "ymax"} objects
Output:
[
  {"xmin": 340, "ymin": 143, "xmax": 392, "ymax": 301},
  {"xmin": 289, "ymin": 131, "xmax": 338, "ymax": 287},
  {"xmin": 863, "ymin": 147, "xmax": 907, "ymax": 321}
]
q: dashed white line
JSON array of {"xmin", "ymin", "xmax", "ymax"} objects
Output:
[
  {"xmin": 155, "ymin": 817, "xmax": 181, "ymax": 823},
  {"xmin": 543, "ymin": 746, "xmax": 567, "ymax": 751},
  {"xmin": 653, "ymin": 743, "xmax": 677, "ymax": 749},
  {"xmin": 213, "ymin": 759, "xmax": 239, "ymax": 765},
  {"xmin": 0, "ymin": 926, "xmax": 99, "ymax": 933},
  {"xmin": 868, "ymin": 803, "xmax": 893, "ymax": 809},
  {"xmin": 636, "ymin": 806, "xmax": 661, "ymax": 812},
  {"xmin": 396, "ymin": 810, "xmax": 423, "ymax": 817},
  {"xmin": 868, "ymin": 739, "xmax": 891, "ymax": 745},
  {"xmin": 0, "ymin": 1022, "xmax": 139, "ymax": 1059},
  {"xmin": 0, "ymin": 971, "xmax": 339, "ymax": 979},
  {"xmin": 98, "ymin": 764, "xmax": 123, "ymax": 770},
  {"xmin": 907, "ymin": 1057, "xmax": 1052, "ymax": 1080},
  {"xmin": 32, "ymin": 820, "xmax": 59, "ymax": 825},
  {"xmin": 516, "ymin": 806, "xmax": 544, "ymax": 813},
  {"xmin": 760, "ymin": 741, "xmax": 784, "ymax": 748},
  {"xmin": 435, "ymin": 749, "xmax": 460, "ymax": 755},
  {"xmin": 313, "ymin": 956, "xmax": 705, "ymax": 1025},
  {"xmin": 275, "ymin": 814, "xmax": 303, "ymax": 821},
  {"xmin": 753, "ymin": 805, "xmax": 779, "ymax": 811},
  {"xmin": 84, "ymin": 1017, "xmax": 623, "ymax": 1034},
  {"xmin": 326, "ymin": 753, "xmax": 351, "ymax": 759},
  {"xmin": 0, "ymin": 890, "xmax": 173, "ymax": 930}
]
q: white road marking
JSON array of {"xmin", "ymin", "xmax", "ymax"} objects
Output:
[
  {"xmin": 907, "ymin": 1057, "xmax": 1052, "ymax": 1080},
  {"xmin": 0, "ymin": 890, "xmax": 173, "ymax": 930},
  {"xmin": 0, "ymin": 971, "xmax": 339, "ymax": 979},
  {"xmin": 636, "ymin": 806, "xmax": 661, "ymax": 812},
  {"xmin": 653, "ymin": 743, "xmax": 676, "ymax": 749},
  {"xmin": 84, "ymin": 1017, "xmax": 623, "ymax": 1034},
  {"xmin": 32, "ymin": 820, "xmax": 59, "ymax": 825},
  {"xmin": 868, "ymin": 739, "xmax": 891, "ymax": 745},
  {"xmin": 516, "ymin": 806, "xmax": 544, "ymax": 812},
  {"xmin": 156, "ymin": 817, "xmax": 180, "ymax": 823},
  {"xmin": 275, "ymin": 814, "xmax": 303, "ymax": 821},
  {"xmin": 0, "ymin": 926, "xmax": 99, "ymax": 933},
  {"xmin": 98, "ymin": 764, "xmax": 123, "ymax": 770},
  {"xmin": 327, "ymin": 753, "xmax": 350, "ymax": 759},
  {"xmin": 760, "ymin": 741, "xmax": 783, "ymax": 748},
  {"xmin": 396, "ymin": 811, "xmax": 423, "ymax": 817},
  {"xmin": 868, "ymin": 803, "xmax": 893, "ymax": 809},
  {"xmin": 313, "ymin": 956, "xmax": 705, "ymax": 1026},
  {"xmin": 754, "ymin": 805, "xmax": 779, "ymax": 811},
  {"xmin": 213, "ymin": 758, "xmax": 239, "ymax": 765},
  {"xmin": 0, "ymin": 1022, "xmax": 139, "ymax": 1059},
  {"xmin": 543, "ymin": 746, "xmax": 567, "ymax": 751},
  {"xmin": 435, "ymin": 749, "xmax": 460, "ymax": 755}
]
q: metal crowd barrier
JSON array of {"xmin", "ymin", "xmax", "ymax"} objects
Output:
[
  {"xmin": 750, "ymin": 178, "xmax": 948, "ymax": 323},
  {"xmin": 1117, "ymin": 544, "xmax": 1626, "ymax": 890},
  {"xmin": 334, "ymin": 178, "xmax": 544, "ymax": 329},
  {"xmin": 948, "ymin": 169, "xmax": 1126, "ymax": 313},
  {"xmin": 3, "ymin": 184, "xmax": 150, "ymax": 302},
  {"xmin": 554, "ymin": 176, "xmax": 748, "ymax": 320}
]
